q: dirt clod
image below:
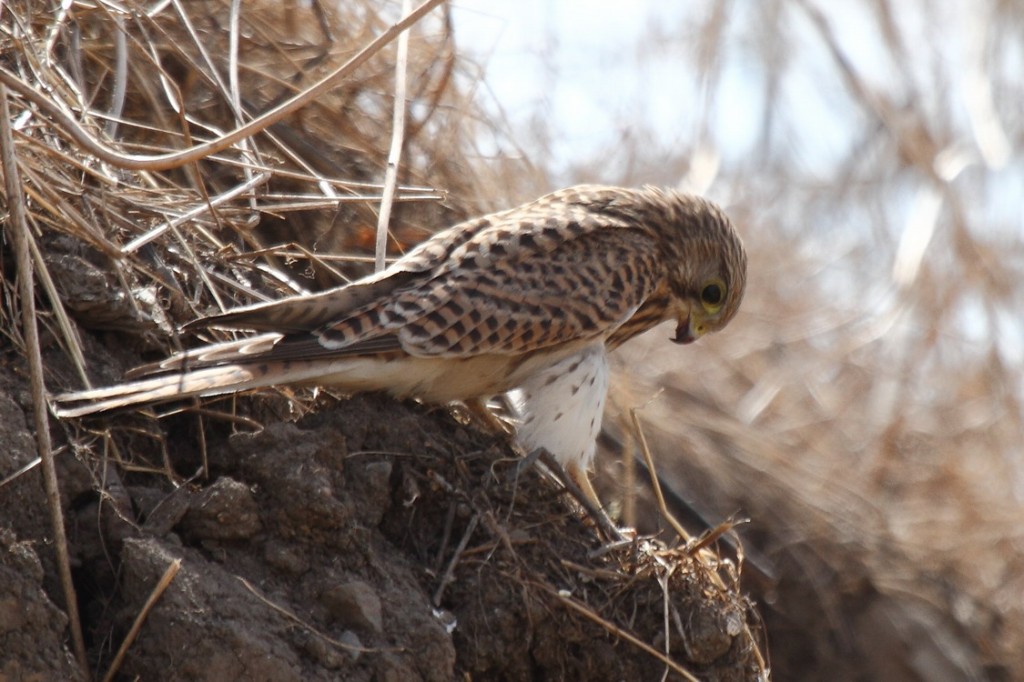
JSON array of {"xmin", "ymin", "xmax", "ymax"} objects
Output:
[
  {"xmin": 180, "ymin": 477, "xmax": 263, "ymax": 542},
  {"xmin": 323, "ymin": 581, "xmax": 384, "ymax": 634}
]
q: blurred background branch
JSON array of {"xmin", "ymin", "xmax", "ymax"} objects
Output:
[{"xmin": 453, "ymin": 0, "xmax": 1022, "ymax": 678}]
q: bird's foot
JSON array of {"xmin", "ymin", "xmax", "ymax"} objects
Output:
[
  {"xmin": 523, "ymin": 448, "xmax": 626, "ymax": 542},
  {"xmin": 460, "ymin": 397, "xmax": 515, "ymax": 436}
]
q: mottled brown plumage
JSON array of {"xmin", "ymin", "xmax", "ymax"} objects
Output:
[{"xmin": 52, "ymin": 185, "xmax": 746, "ymax": 491}]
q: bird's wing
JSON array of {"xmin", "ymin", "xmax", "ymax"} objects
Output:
[
  {"xmin": 393, "ymin": 228, "xmax": 662, "ymax": 357},
  {"xmin": 186, "ymin": 186, "xmax": 647, "ymax": 336},
  {"xmin": 185, "ymin": 215, "xmax": 498, "ymax": 334},
  {"xmin": 184, "ymin": 274, "xmax": 417, "ymax": 334},
  {"xmin": 175, "ymin": 186, "xmax": 666, "ymax": 365},
  {"xmin": 300, "ymin": 206, "xmax": 666, "ymax": 360}
]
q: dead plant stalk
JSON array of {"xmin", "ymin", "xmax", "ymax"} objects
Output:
[{"xmin": 0, "ymin": 83, "xmax": 89, "ymax": 676}]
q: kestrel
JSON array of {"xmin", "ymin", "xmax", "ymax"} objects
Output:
[{"xmin": 53, "ymin": 185, "xmax": 746, "ymax": 504}]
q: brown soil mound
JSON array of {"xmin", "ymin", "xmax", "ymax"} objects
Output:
[{"xmin": 1, "ymin": 359, "xmax": 764, "ymax": 679}]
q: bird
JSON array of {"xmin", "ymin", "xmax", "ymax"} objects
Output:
[{"xmin": 51, "ymin": 184, "xmax": 747, "ymax": 507}]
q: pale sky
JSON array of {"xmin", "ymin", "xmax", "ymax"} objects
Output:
[{"xmin": 449, "ymin": 1, "xmax": 866, "ymax": 180}]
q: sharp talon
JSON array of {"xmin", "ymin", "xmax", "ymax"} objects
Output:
[{"xmin": 463, "ymin": 398, "xmax": 514, "ymax": 435}]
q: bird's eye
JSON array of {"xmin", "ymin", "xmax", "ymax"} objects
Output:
[{"xmin": 700, "ymin": 280, "xmax": 725, "ymax": 312}]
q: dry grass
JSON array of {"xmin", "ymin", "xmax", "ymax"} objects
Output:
[{"xmin": 1, "ymin": 0, "xmax": 488, "ymax": 322}]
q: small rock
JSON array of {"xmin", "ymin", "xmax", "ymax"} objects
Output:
[
  {"xmin": 323, "ymin": 581, "xmax": 383, "ymax": 634},
  {"xmin": 136, "ymin": 485, "xmax": 192, "ymax": 536},
  {"xmin": 179, "ymin": 477, "xmax": 262, "ymax": 541},
  {"xmin": 339, "ymin": 630, "xmax": 363, "ymax": 663},
  {"xmin": 297, "ymin": 629, "xmax": 352, "ymax": 670}
]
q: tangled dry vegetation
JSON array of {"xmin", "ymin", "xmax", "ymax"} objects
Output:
[{"xmin": 0, "ymin": 1, "xmax": 766, "ymax": 680}]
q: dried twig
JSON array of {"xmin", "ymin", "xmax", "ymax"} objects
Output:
[
  {"xmin": 433, "ymin": 512, "xmax": 479, "ymax": 606},
  {"xmin": 101, "ymin": 558, "xmax": 181, "ymax": 682},
  {"xmin": 375, "ymin": 0, "xmax": 413, "ymax": 272},
  {"xmin": 629, "ymin": 405, "xmax": 692, "ymax": 544},
  {"xmin": 0, "ymin": 83, "xmax": 89, "ymax": 675}
]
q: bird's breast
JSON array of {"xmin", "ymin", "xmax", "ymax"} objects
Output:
[{"xmin": 509, "ymin": 343, "xmax": 610, "ymax": 471}]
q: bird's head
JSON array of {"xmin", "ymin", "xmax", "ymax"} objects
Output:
[
  {"xmin": 648, "ymin": 189, "xmax": 747, "ymax": 344},
  {"xmin": 542, "ymin": 184, "xmax": 747, "ymax": 348}
]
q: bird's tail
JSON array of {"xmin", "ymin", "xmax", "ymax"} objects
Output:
[{"xmin": 50, "ymin": 364, "xmax": 270, "ymax": 418}]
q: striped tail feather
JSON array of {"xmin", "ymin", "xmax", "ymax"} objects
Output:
[
  {"xmin": 123, "ymin": 333, "xmax": 282, "ymax": 378},
  {"xmin": 50, "ymin": 364, "xmax": 268, "ymax": 418}
]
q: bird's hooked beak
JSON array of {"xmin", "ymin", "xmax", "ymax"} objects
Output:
[
  {"xmin": 671, "ymin": 306, "xmax": 706, "ymax": 345},
  {"xmin": 672, "ymin": 317, "xmax": 696, "ymax": 345}
]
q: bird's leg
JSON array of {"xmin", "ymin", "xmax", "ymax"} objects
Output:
[
  {"xmin": 568, "ymin": 462, "xmax": 632, "ymax": 543},
  {"xmin": 567, "ymin": 462, "xmax": 602, "ymax": 516},
  {"xmin": 462, "ymin": 397, "xmax": 514, "ymax": 435},
  {"xmin": 533, "ymin": 449, "xmax": 624, "ymax": 542},
  {"xmin": 464, "ymin": 401, "xmax": 622, "ymax": 539}
]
